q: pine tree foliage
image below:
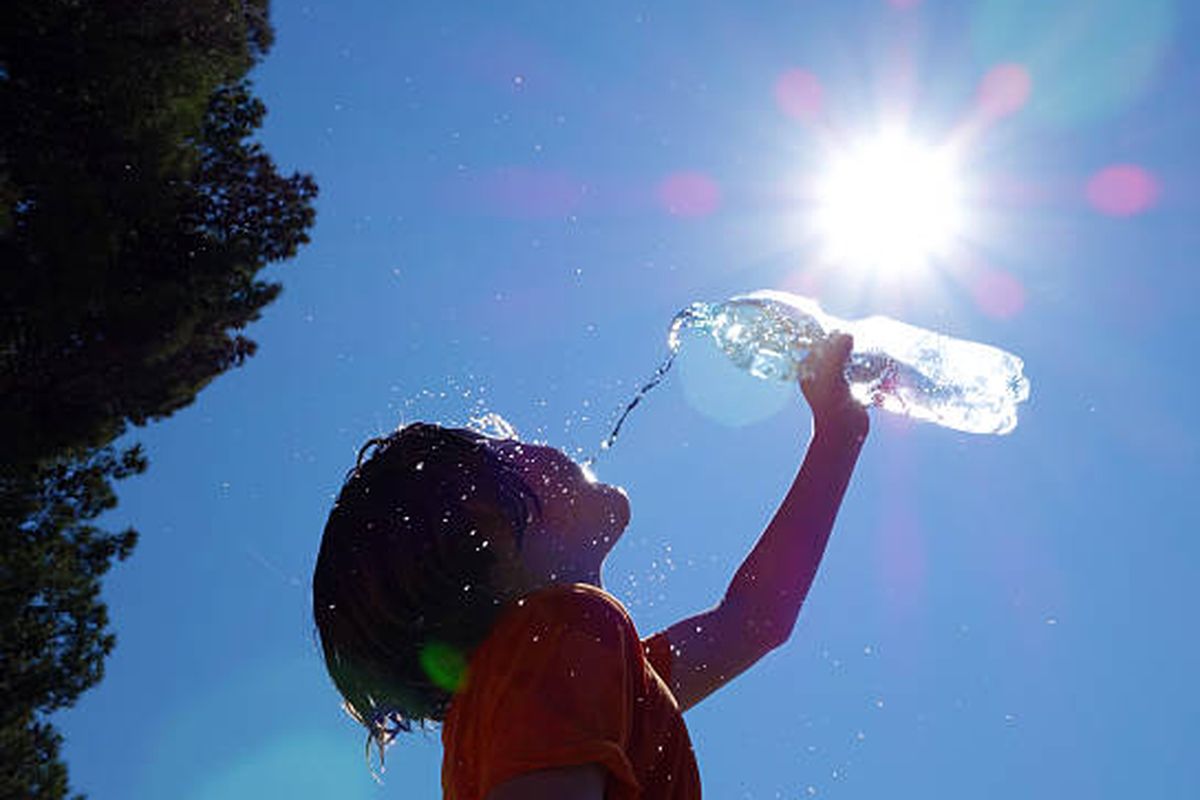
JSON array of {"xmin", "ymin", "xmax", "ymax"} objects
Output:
[
  {"xmin": 1, "ymin": 447, "xmax": 144, "ymax": 800},
  {"xmin": 0, "ymin": 2, "xmax": 317, "ymax": 796}
]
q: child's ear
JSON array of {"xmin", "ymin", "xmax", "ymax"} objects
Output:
[{"xmin": 459, "ymin": 497, "xmax": 530, "ymax": 588}]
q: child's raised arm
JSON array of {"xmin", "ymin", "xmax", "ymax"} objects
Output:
[{"xmin": 650, "ymin": 334, "xmax": 869, "ymax": 712}]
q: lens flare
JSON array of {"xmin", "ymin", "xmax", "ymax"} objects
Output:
[
  {"xmin": 658, "ymin": 171, "xmax": 721, "ymax": 217},
  {"xmin": 977, "ymin": 63, "xmax": 1032, "ymax": 120},
  {"xmin": 1086, "ymin": 164, "xmax": 1160, "ymax": 217},
  {"xmin": 419, "ymin": 642, "xmax": 468, "ymax": 692},
  {"xmin": 774, "ymin": 68, "xmax": 824, "ymax": 122},
  {"xmin": 971, "ymin": 266, "xmax": 1027, "ymax": 319}
]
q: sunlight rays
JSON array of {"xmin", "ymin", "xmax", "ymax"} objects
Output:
[{"xmin": 811, "ymin": 130, "xmax": 967, "ymax": 279}]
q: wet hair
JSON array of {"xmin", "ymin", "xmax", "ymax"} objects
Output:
[{"xmin": 312, "ymin": 423, "xmax": 541, "ymax": 755}]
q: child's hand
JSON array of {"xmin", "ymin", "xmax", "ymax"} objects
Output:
[{"xmin": 800, "ymin": 333, "xmax": 869, "ymax": 440}]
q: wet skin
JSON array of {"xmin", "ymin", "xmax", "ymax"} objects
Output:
[{"xmin": 487, "ymin": 439, "xmax": 630, "ymax": 591}]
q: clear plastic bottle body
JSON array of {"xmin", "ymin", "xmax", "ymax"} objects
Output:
[{"xmin": 670, "ymin": 290, "xmax": 1031, "ymax": 435}]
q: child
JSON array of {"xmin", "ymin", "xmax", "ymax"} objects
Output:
[{"xmin": 313, "ymin": 334, "xmax": 869, "ymax": 799}]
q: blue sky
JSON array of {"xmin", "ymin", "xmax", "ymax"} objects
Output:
[{"xmin": 59, "ymin": 1, "xmax": 1198, "ymax": 798}]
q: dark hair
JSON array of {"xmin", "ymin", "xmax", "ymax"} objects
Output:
[{"xmin": 312, "ymin": 423, "xmax": 541, "ymax": 753}]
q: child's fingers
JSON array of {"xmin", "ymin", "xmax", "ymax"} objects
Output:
[
  {"xmin": 801, "ymin": 333, "xmax": 853, "ymax": 395},
  {"xmin": 829, "ymin": 332, "xmax": 854, "ymax": 366},
  {"xmin": 803, "ymin": 332, "xmax": 869, "ymax": 430},
  {"xmin": 820, "ymin": 333, "xmax": 854, "ymax": 383}
]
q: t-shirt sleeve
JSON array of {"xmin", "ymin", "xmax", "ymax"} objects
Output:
[{"xmin": 474, "ymin": 590, "xmax": 643, "ymax": 799}]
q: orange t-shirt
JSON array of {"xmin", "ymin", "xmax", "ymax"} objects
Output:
[{"xmin": 441, "ymin": 583, "xmax": 701, "ymax": 799}]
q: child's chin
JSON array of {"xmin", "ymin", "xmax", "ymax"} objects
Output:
[{"xmin": 603, "ymin": 488, "xmax": 631, "ymax": 533}]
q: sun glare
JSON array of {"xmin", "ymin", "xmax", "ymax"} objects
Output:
[{"xmin": 813, "ymin": 131, "xmax": 966, "ymax": 275}]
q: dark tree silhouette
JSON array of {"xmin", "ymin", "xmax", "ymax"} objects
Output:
[
  {"xmin": 0, "ymin": 2, "xmax": 317, "ymax": 796},
  {"xmin": 1, "ymin": 447, "xmax": 144, "ymax": 799}
]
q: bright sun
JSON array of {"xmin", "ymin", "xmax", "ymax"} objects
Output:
[{"xmin": 813, "ymin": 131, "xmax": 966, "ymax": 275}]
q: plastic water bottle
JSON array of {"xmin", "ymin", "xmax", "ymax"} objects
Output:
[{"xmin": 668, "ymin": 289, "xmax": 1031, "ymax": 435}]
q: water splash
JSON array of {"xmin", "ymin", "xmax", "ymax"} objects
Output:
[
  {"xmin": 466, "ymin": 411, "xmax": 518, "ymax": 440},
  {"xmin": 586, "ymin": 304, "xmax": 716, "ymax": 465}
]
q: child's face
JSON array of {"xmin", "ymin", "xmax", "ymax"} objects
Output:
[{"xmin": 489, "ymin": 440, "xmax": 630, "ymax": 589}]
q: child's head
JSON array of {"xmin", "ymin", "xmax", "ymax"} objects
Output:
[
  {"xmin": 312, "ymin": 422, "xmax": 630, "ymax": 745},
  {"xmin": 312, "ymin": 423, "xmax": 542, "ymax": 741}
]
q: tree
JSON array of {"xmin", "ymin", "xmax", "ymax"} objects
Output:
[
  {"xmin": 0, "ymin": 2, "xmax": 317, "ymax": 795},
  {"xmin": 1, "ymin": 447, "xmax": 144, "ymax": 800}
]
